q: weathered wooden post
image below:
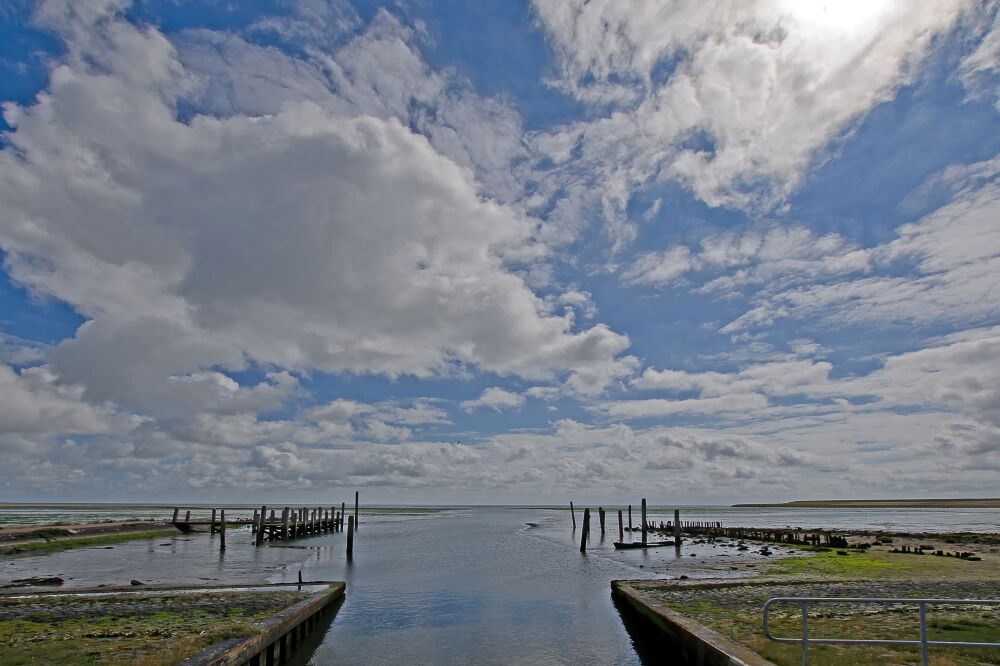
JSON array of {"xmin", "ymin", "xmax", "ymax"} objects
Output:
[
  {"xmin": 618, "ymin": 510, "xmax": 624, "ymax": 542},
  {"xmin": 290, "ymin": 512, "xmax": 298, "ymax": 539},
  {"xmin": 256, "ymin": 505, "xmax": 266, "ymax": 546},
  {"xmin": 346, "ymin": 515, "xmax": 355, "ymax": 559},
  {"xmin": 281, "ymin": 508, "xmax": 289, "ymax": 540},
  {"xmin": 354, "ymin": 492, "xmax": 359, "ymax": 529},
  {"xmin": 628, "ymin": 504, "xmax": 632, "ymax": 531},
  {"xmin": 252, "ymin": 509, "xmax": 259, "ymax": 534},
  {"xmin": 570, "ymin": 501, "xmax": 576, "ymax": 528},
  {"xmin": 641, "ymin": 498, "xmax": 647, "ymax": 546},
  {"xmin": 673, "ymin": 509, "xmax": 680, "ymax": 541},
  {"xmin": 210, "ymin": 508, "xmax": 217, "ymax": 534},
  {"xmin": 580, "ymin": 508, "xmax": 590, "ymax": 553},
  {"xmin": 599, "ymin": 507, "xmax": 605, "ymax": 534},
  {"xmin": 340, "ymin": 502, "xmax": 346, "ymax": 530},
  {"xmin": 219, "ymin": 509, "xmax": 226, "ymax": 551},
  {"xmin": 172, "ymin": 507, "xmax": 179, "ymax": 524},
  {"xmin": 185, "ymin": 510, "xmax": 191, "ymax": 522}
]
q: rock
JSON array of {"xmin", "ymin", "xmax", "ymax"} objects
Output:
[
  {"xmin": 679, "ymin": 575, "xmax": 689, "ymax": 580},
  {"xmin": 130, "ymin": 579, "xmax": 144, "ymax": 586},
  {"xmin": 836, "ymin": 550, "xmax": 849, "ymax": 556}
]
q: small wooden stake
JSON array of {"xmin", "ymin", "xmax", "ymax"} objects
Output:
[
  {"xmin": 210, "ymin": 508, "xmax": 216, "ymax": 534},
  {"xmin": 570, "ymin": 501, "xmax": 576, "ymax": 528},
  {"xmin": 618, "ymin": 509, "xmax": 624, "ymax": 542},
  {"xmin": 219, "ymin": 509, "xmax": 226, "ymax": 551},
  {"xmin": 346, "ymin": 515, "xmax": 354, "ymax": 559},
  {"xmin": 354, "ymin": 492, "xmax": 359, "ymax": 530},
  {"xmin": 580, "ymin": 508, "xmax": 590, "ymax": 553},
  {"xmin": 599, "ymin": 507, "xmax": 605, "ymax": 534},
  {"xmin": 185, "ymin": 510, "xmax": 191, "ymax": 522}
]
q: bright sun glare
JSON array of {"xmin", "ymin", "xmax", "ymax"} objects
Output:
[{"xmin": 781, "ymin": 0, "xmax": 894, "ymax": 34}]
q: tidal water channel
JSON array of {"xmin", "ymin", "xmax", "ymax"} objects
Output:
[{"xmin": 3, "ymin": 505, "xmax": 999, "ymax": 664}]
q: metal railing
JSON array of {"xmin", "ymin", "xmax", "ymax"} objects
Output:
[{"xmin": 762, "ymin": 596, "xmax": 1000, "ymax": 666}]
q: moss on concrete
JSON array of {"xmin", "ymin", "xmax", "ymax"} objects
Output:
[{"xmin": 0, "ymin": 590, "xmax": 307, "ymax": 665}]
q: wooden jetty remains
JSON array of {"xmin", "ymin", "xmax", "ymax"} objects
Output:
[
  {"xmin": 171, "ymin": 497, "xmax": 362, "ymax": 555},
  {"xmin": 572, "ymin": 498, "xmax": 850, "ymax": 551}
]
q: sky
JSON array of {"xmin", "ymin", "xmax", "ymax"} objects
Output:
[{"xmin": 0, "ymin": 0, "xmax": 999, "ymax": 505}]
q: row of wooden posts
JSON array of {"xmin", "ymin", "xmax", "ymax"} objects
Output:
[
  {"xmin": 570, "ymin": 499, "xmax": 684, "ymax": 552},
  {"xmin": 171, "ymin": 491, "xmax": 362, "ymax": 558},
  {"xmin": 568, "ymin": 501, "xmax": 853, "ymax": 551}
]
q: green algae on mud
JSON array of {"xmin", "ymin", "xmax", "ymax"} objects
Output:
[
  {"xmin": 0, "ymin": 529, "xmax": 180, "ymax": 558},
  {"xmin": 765, "ymin": 545, "xmax": 1000, "ymax": 581},
  {"xmin": 0, "ymin": 590, "xmax": 308, "ymax": 665}
]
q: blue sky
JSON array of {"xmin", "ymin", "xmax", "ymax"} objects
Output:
[{"xmin": 1, "ymin": 0, "xmax": 999, "ymax": 504}]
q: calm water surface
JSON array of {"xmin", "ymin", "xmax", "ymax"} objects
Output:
[{"xmin": 2, "ymin": 504, "xmax": 998, "ymax": 664}]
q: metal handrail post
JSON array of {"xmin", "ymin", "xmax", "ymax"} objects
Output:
[
  {"xmin": 919, "ymin": 602, "xmax": 928, "ymax": 666},
  {"xmin": 801, "ymin": 602, "xmax": 809, "ymax": 666}
]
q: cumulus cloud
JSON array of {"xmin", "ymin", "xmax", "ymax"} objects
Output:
[
  {"xmin": 0, "ymin": 0, "xmax": 633, "ymax": 417},
  {"xmin": 461, "ymin": 387, "xmax": 526, "ymax": 413}
]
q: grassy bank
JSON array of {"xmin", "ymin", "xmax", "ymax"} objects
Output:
[
  {"xmin": 0, "ymin": 529, "xmax": 180, "ymax": 558},
  {"xmin": 734, "ymin": 498, "xmax": 1000, "ymax": 508},
  {"xmin": 635, "ymin": 544, "xmax": 1000, "ymax": 665}
]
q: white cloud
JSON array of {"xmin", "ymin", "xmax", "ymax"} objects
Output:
[
  {"xmin": 0, "ymin": 1, "xmax": 633, "ymax": 418},
  {"xmin": 531, "ymin": 0, "xmax": 971, "ymax": 220},
  {"xmin": 461, "ymin": 387, "xmax": 526, "ymax": 413},
  {"xmin": 720, "ymin": 168, "xmax": 1000, "ymax": 334}
]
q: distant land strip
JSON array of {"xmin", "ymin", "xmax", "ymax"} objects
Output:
[{"xmin": 733, "ymin": 498, "xmax": 1000, "ymax": 508}]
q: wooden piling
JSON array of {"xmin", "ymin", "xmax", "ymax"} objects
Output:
[
  {"xmin": 599, "ymin": 507, "xmax": 605, "ymax": 534},
  {"xmin": 256, "ymin": 505, "xmax": 266, "ymax": 546},
  {"xmin": 281, "ymin": 508, "xmax": 289, "ymax": 540},
  {"xmin": 580, "ymin": 508, "xmax": 590, "ymax": 553},
  {"xmin": 341, "ymin": 502, "xmax": 346, "ymax": 530},
  {"xmin": 346, "ymin": 515, "xmax": 354, "ymax": 559},
  {"xmin": 252, "ymin": 510, "xmax": 259, "ymax": 534},
  {"xmin": 641, "ymin": 498, "xmax": 647, "ymax": 546},
  {"xmin": 290, "ymin": 511, "xmax": 297, "ymax": 539},
  {"xmin": 172, "ymin": 507, "xmax": 179, "ymax": 523},
  {"xmin": 354, "ymin": 492, "xmax": 359, "ymax": 529},
  {"xmin": 570, "ymin": 501, "xmax": 576, "ymax": 528},
  {"xmin": 618, "ymin": 509, "xmax": 624, "ymax": 542},
  {"xmin": 211, "ymin": 508, "xmax": 217, "ymax": 534},
  {"xmin": 628, "ymin": 504, "xmax": 632, "ymax": 531},
  {"xmin": 673, "ymin": 509, "xmax": 680, "ymax": 541},
  {"xmin": 185, "ymin": 510, "xmax": 191, "ymax": 522},
  {"xmin": 219, "ymin": 509, "xmax": 226, "ymax": 551}
]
